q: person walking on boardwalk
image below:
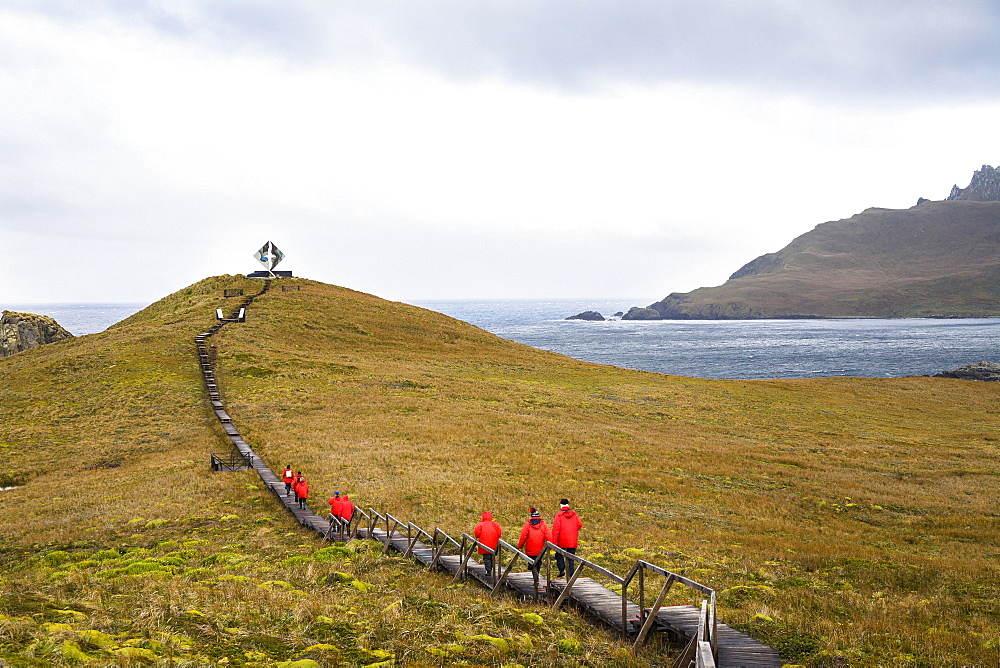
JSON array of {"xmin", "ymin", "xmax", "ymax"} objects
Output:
[
  {"xmin": 282, "ymin": 465, "xmax": 295, "ymax": 497},
  {"xmin": 293, "ymin": 472, "xmax": 305, "ymax": 504},
  {"xmin": 552, "ymin": 498, "xmax": 583, "ymax": 579},
  {"xmin": 474, "ymin": 511, "xmax": 502, "ymax": 578},
  {"xmin": 517, "ymin": 508, "xmax": 551, "ymax": 572},
  {"xmin": 328, "ymin": 491, "xmax": 343, "ymax": 522},
  {"xmin": 296, "ymin": 477, "xmax": 310, "ymax": 510},
  {"xmin": 340, "ymin": 495, "xmax": 355, "ymax": 524}
]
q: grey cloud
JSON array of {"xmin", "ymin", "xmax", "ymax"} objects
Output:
[
  {"xmin": 13, "ymin": 0, "xmax": 1000, "ymax": 103},
  {"xmin": 369, "ymin": 0, "xmax": 1000, "ymax": 102}
]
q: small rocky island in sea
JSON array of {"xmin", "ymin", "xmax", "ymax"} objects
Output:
[
  {"xmin": 0, "ymin": 311, "xmax": 73, "ymax": 358},
  {"xmin": 566, "ymin": 311, "xmax": 605, "ymax": 321},
  {"xmin": 934, "ymin": 361, "xmax": 1000, "ymax": 381}
]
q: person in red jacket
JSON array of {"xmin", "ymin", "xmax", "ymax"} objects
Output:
[
  {"xmin": 282, "ymin": 465, "xmax": 295, "ymax": 497},
  {"xmin": 295, "ymin": 477, "xmax": 309, "ymax": 510},
  {"xmin": 517, "ymin": 508, "xmax": 551, "ymax": 572},
  {"xmin": 340, "ymin": 495, "xmax": 355, "ymax": 523},
  {"xmin": 552, "ymin": 498, "xmax": 583, "ymax": 578},
  {"xmin": 474, "ymin": 511, "xmax": 502, "ymax": 578},
  {"xmin": 292, "ymin": 472, "xmax": 305, "ymax": 503},
  {"xmin": 328, "ymin": 491, "xmax": 343, "ymax": 521}
]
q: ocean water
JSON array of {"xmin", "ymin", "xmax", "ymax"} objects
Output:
[
  {"xmin": 6, "ymin": 299, "xmax": 997, "ymax": 380},
  {"xmin": 2, "ymin": 303, "xmax": 145, "ymax": 336},
  {"xmin": 413, "ymin": 299, "xmax": 1000, "ymax": 380}
]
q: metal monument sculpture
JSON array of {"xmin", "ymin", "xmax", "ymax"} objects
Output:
[{"xmin": 253, "ymin": 241, "xmax": 285, "ymax": 276}]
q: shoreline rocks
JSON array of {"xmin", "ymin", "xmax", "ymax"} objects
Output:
[
  {"xmin": 934, "ymin": 361, "xmax": 1000, "ymax": 381},
  {"xmin": 622, "ymin": 307, "xmax": 661, "ymax": 320},
  {"xmin": 0, "ymin": 311, "xmax": 74, "ymax": 358}
]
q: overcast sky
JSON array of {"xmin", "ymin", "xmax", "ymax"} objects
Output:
[{"xmin": 3, "ymin": 1, "xmax": 1000, "ymax": 306}]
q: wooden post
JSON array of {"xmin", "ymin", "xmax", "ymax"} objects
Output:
[
  {"xmin": 711, "ymin": 591, "xmax": 718, "ymax": 658},
  {"xmin": 532, "ymin": 561, "xmax": 540, "ymax": 603},
  {"xmin": 696, "ymin": 641, "xmax": 716, "ymax": 668},
  {"xmin": 405, "ymin": 525, "xmax": 419, "ymax": 558},
  {"xmin": 491, "ymin": 548, "xmax": 518, "ymax": 598},
  {"xmin": 621, "ymin": 562, "xmax": 640, "ymax": 634},
  {"xmin": 453, "ymin": 536, "xmax": 471, "ymax": 583},
  {"xmin": 632, "ymin": 573, "xmax": 676, "ymax": 651},
  {"xmin": 544, "ymin": 547, "xmax": 551, "ymax": 596},
  {"xmin": 323, "ymin": 515, "xmax": 334, "ymax": 542},
  {"xmin": 552, "ymin": 564, "xmax": 586, "ymax": 610},
  {"xmin": 382, "ymin": 518, "xmax": 399, "ymax": 555},
  {"xmin": 671, "ymin": 637, "xmax": 697, "ymax": 668},
  {"xmin": 638, "ymin": 567, "xmax": 646, "ymax": 629},
  {"xmin": 430, "ymin": 532, "xmax": 445, "ymax": 569}
]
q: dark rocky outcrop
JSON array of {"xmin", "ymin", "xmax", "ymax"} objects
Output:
[
  {"xmin": 947, "ymin": 165, "xmax": 1000, "ymax": 202},
  {"xmin": 0, "ymin": 311, "xmax": 73, "ymax": 358},
  {"xmin": 729, "ymin": 251, "xmax": 784, "ymax": 280},
  {"xmin": 934, "ymin": 361, "xmax": 1000, "ymax": 381},
  {"xmin": 622, "ymin": 307, "xmax": 662, "ymax": 320},
  {"xmin": 566, "ymin": 311, "xmax": 605, "ymax": 321}
]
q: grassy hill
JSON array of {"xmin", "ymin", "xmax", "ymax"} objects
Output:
[
  {"xmin": 643, "ymin": 200, "xmax": 1000, "ymax": 318},
  {"xmin": 2, "ymin": 276, "xmax": 999, "ymax": 666}
]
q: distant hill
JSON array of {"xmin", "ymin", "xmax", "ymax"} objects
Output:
[{"xmin": 630, "ymin": 167, "xmax": 1000, "ymax": 319}]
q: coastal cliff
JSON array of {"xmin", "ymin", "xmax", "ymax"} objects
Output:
[
  {"xmin": 627, "ymin": 166, "xmax": 1000, "ymax": 319},
  {"xmin": 0, "ymin": 311, "xmax": 73, "ymax": 358}
]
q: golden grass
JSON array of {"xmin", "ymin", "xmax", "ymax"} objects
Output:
[
  {"xmin": 0, "ymin": 277, "xmax": 645, "ymax": 667},
  {"xmin": 2, "ymin": 275, "xmax": 1000, "ymax": 665}
]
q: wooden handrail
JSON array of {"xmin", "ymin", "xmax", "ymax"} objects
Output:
[
  {"xmin": 461, "ymin": 533, "xmax": 497, "ymax": 555},
  {"xmin": 383, "ymin": 513, "xmax": 407, "ymax": 555},
  {"xmin": 434, "ymin": 527, "xmax": 462, "ymax": 550},
  {"xmin": 636, "ymin": 560, "xmax": 714, "ymax": 596},
  {"xmin": 411, "ymin": 523, "xmax": 435, "ymax": 544},
  {"xmin": 495, "ymin": 538, "xmax": 534, "ymax": 565},
  {"xmin": 430, "ymin": 527, "xmax": 460, "ymax": 569},
  {"xmin": 544, "ymin": 542, "xmax": 624, "ymax": 584}
]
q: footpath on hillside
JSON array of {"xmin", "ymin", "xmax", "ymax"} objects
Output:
[{"xmin": 198, "ymin": 281, "xmax": 782, "ymax": 668}]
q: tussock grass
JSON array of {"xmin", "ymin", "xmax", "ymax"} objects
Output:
[{"xmin": 2, "ymin": 275, "xmax": 999, "ymax": 665}]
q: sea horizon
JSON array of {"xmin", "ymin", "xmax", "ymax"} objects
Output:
[{"xmin": 7, "ymin": 299, "xmax": 996, "ymax": 381}]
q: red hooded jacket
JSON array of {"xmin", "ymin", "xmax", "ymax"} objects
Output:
[
  {"xmin": 296, "ymin": 481, "xmax": 309, "ymax": 500},
  {"xmin": 340, "ymin": 495, "xmax": 354, "ymax": 522},
  {"xmin": 328, "ymin": 496, "xmax": 342, "ymax": 518},
  {"xmin": 552, "ymin": 508, "xmax": 582, "ymax": 549},
  {"xmin": 517, "ymin": 519, "xmax": 551, "ymax": 557},
  {"xmin": 474, "ymin": 512, "xmax": 502, "ymax": 555}
]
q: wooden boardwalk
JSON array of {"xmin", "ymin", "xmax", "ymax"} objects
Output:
[
  {"xmin": 350, "ymin": 525, "xmax": 781, "ymax": 667},
  {"xmin": 197, "ymin": 281, "xmax": 782, "ymax": 668}
]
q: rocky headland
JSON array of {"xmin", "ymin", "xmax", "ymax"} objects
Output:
[
  {"xmin": 934, "ymin": 361, "xmax": 1000, "ymax": 381},
  {"xmin": 0, "ymin": 311, "xmax": 73, "ymax": 358},
  {"xmin": 947, "ymin": 164, "xmax": 1000, "ymax": 202},
  {"xmin": 624, "ymin": 165, "xmax": 1000, "ymax": 320}
]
